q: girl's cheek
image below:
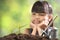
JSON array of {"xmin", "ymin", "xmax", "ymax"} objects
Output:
[
  {"xmin": 39, "ymin": 17, "xmax": 44, "ymax": 21},
  {"xmin": 31, "ymin": 17, "xmax": 35, "ymax": 21}
]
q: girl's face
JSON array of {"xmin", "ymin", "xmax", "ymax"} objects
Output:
[
  {"xmin": 31, "ymin": 12, "xmax": 47, "ymax": 24},
  {"xmin": 31, "ymin": 12, "xmax": 52, "ymax": 24}
]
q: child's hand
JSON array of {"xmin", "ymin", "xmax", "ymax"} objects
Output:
[
  {"xmin": 31, "ymin": 26, "xmax": 36, "ymax": 35},
  {"xmin": 30, "ymin": 19, "xmax": 39, "ymax": 28},
  {"xmin": 30, "ymin": 22, "xmax": 37, "ymax": 35},
  {"xmin": 30, "ymin": 22, "xmax": 37, "ymax": 28}
]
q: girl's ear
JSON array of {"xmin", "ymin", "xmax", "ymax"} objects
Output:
[{"xmin": 48, "ymin": 14, "xmax": 53, "ymax": 21}]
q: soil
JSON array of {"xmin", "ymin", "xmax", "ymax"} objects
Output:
[{"xmin": 0, "ymin": 33, "xmax": 58, "ymax": 40}]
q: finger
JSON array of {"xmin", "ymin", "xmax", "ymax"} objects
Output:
[{"xmin": 30, "ymin": 22, "xmax": 36, "ymax": 28}]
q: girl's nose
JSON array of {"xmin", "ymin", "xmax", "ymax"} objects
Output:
[{"xmin": 35, "ymin": 15, "xmax": 39, "ymax": 19}]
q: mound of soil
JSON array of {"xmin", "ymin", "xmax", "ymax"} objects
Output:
[{"xmin": 0, "ymin": 33, "xmax": 58, "ymax": 40}]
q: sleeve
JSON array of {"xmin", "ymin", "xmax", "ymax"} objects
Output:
[{"xmin": 49, "ymin": 27, "xmax": 58, "ymax": 39}]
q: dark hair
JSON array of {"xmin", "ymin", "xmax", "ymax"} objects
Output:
[
  {"xmin": 31, "ymin": 1, "xmax": 45, "ymax": 13},
  {"xmin": 49, "ymin": 5, "xmax": 52, "ymax": 14},
  {"xmin": 42, "ymin": 1, "xmax": 52, "ymax": 14},
  {"xmin": 31, "ymin": 1, "xmax": 52, "ymax": 14}
]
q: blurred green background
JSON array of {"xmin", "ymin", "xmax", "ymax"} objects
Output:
[{"xmin": 0, "ymin": 0, "xmax": 60, "ymax": 39}]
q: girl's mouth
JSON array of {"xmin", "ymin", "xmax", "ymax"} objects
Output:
[{"xmin": 32, "ymin": 19, "xmax": 41, "ymax": 24}]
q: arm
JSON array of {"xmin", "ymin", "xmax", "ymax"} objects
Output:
[
  {"xmin": 31, "ymin": 27, "xmax": 36, "ymax": 35},
  {"xmin": 30, "ymin": 22, "xmax": 37, "ymax": 35}
]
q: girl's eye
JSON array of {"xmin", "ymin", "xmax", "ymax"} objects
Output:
[
  {"xmin": 32, "ymin": 13, "xmax": 36, "ymax": 15},
  {"xmin": 39, "ymin": 13, "xmax": 46, "ymax": 16}
]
